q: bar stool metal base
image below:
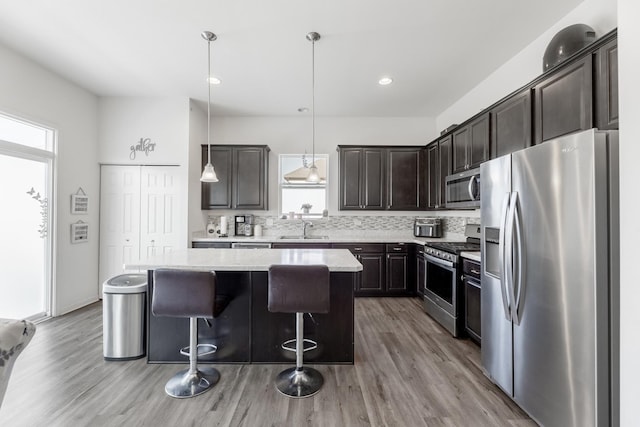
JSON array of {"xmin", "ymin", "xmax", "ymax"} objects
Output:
[
  {"xmin": 275, "ymin": 366, "xmax": 324, "ymax": 398},
  {"xmin": 165, "ymin": 366, "xmax": 220, "ymax": 399}
]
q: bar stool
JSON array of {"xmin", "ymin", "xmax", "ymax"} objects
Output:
[
  {"xmin": 152, "ymin": 269, "xmax": 228, "ymax": 399},
  {"xmin": 268, "ymin": 264, "xmax": 330, "ymax": 398}
]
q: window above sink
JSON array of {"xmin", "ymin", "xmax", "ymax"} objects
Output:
[{"xmin": 278, "ymin": 154, "xmax": 328, "ymax": 218}]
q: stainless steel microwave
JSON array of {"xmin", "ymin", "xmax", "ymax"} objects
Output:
[{"xmin": 445, "ymin": 168, "xmax": 480, "ymax": 209}]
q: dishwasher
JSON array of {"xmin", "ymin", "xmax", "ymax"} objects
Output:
[{"xmin": 231, "ymin": 242, "xmax": 272, "ymax": 249}]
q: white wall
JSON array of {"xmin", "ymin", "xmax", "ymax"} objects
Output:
[
  {"xmin": 617, "ymin": 0, "xmax": 640, "ymax": 424},
  {"xmin": 0, "ymin": 42, "xmax": 100, "ymax": 316},
  {"xmin": 98, "ymin": 97, "xmax": 190, "ymax": 165},
  {"xmin": 97, "ymin": 97, "xmax": 191, "ymax": 249},
  {"xmin": 436, "ymin": 0, "xmax": 617, "ymax": 135},
  {"xmin": 188, "ymin": 100, "xmax": 207, "ymax": 239}
]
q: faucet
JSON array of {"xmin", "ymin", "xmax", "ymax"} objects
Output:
[{"xmin": 302, "ymin": 220, "xmax": 313, "ymax": 237}]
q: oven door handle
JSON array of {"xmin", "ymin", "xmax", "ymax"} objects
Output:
[{"xmin": 425, "ymin": 254, "xmax": 454, "ymax": 269}]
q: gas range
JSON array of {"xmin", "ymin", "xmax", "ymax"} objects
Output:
[
  {"xmin": 424, "ymin": 241, "xmax": 480, "ymax": 264},
  {"xmin": 421, "ymin": 224, "xmax": 482, "ymax": 338}
]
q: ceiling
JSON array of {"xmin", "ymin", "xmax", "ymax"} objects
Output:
[{"xmin": 0, "ymin": 0, "xmax": 582, "ymax": 117}]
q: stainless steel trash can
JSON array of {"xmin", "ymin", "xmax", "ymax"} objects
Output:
[{"xmin": 102, "ymin": 273, "xmax": 147, "ymax": 360}]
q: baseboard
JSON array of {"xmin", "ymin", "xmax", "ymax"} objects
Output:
[{"xmin": 55, "ymin": 295, "xmax": 100, "ymax": 317}]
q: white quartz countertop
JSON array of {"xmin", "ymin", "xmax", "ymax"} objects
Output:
[
  {"xmin": 192, "ymin": 232, "xmax": 465, "ymax": 246},
  {"xmin": 460, "ymin": 251, "xmax": 481, "ymax": 262},
  {"xmin": 125, "ymin": 248, "xmax": 363, "ymax": 272}
]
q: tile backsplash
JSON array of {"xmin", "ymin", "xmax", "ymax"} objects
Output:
[{"xmin": 207, "ymin": 214, "xmax": 479, "ymax": 236}]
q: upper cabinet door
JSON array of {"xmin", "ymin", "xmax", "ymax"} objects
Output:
[
  {"xmin": 387, "ymin": 148, "xmax": 422, "ymax": 210},
  {"xmin": 362, "ymin": 148, "xmax": 386, "ymax": 209},
  {"xmin": 438, "ymin": 135, "xmax": 452, "ymax": 210},
  {"xmin": 426, "ymin": 136, "xmax": 451, "ymax": 210},
  {"xmin": 491, "ymin": 90, "xmax": 533, "ymax": 158},
  {"xmin": 426, "ymin": 142, "xmax": 439, "ymax": 210},
  {"xmin": 596, "ymin": 38, "xmax": 619, "ymax": 130},
  {"xmin": 452, "ymin": 114, "xmax": 490, "ymax": 173},
  {"xmin": 534, "ymin": 55, "xmax": 593, "ymax": 144},
  {"xmin": 201, "ymin": 146, "xmax": 232, "ymax": 209},
  {"xmin": 452, "ymin": 126, "xmax": 470, "ymax": 174},
  {"xmin": 339, "ymin": 147, "xmax": 364, "ymax": 209},
  {"xmin": 468, "ymin": 113, "xmax": 490, "ymax": 169},
  {"xmin": 234, "ymin": 146, "xmax": 268, "ymax": 209}
]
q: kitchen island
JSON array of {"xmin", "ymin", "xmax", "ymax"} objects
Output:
[{"xmin": 125, "ymin": 248, "xmax": 362, "ymax": 364}]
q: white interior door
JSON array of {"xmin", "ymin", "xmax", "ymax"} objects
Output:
[
  {"xmin": 99, "ymin": 165, "xmax": 141, "ymax": 289},
  {"xmin": 139, "ymin": 166, "xmax": 181, "ymax": 258},
  {"xmin": 99, "ymin": 165, "xmax": 183, "ymax": 293}
]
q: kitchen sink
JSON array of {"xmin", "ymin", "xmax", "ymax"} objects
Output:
[{"xmin": 278, "ymin": 235, "xmax": 329, "ymax": 240}]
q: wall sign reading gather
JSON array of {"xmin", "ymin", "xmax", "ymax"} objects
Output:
[{"xmin": 130, "ymin": 137, "xmax": 156, "ymax": 160}]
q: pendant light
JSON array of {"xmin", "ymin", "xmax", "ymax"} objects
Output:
[
  {"xmin": 305, "ymin": 32, "xmax": 321, "ymax": 183},
  {"xmin": 200, "ymin": 31, "xmax": 219, "ymax": 182}
]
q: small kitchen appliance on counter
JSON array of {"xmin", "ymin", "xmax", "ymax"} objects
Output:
[
  {"xmin": 414, "ymin": 218, "xmax": 442, "ymax": 238},
  {"xmin": 234, "ymin": 214, "xmax": 254, "ymax": 236}
]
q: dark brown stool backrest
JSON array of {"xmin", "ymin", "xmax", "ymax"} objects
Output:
[
  {"xmin": 152, "ymin": 269, "xmax": 220, "ymax": 319},
  {"xmin": 268, "ymin": 264, "xmax": 330, "ymax": 314}
]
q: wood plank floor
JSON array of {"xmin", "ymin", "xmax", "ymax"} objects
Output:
[{"xmin": 0, "ymin": 298, "xmax": 534, "ymax": 426}]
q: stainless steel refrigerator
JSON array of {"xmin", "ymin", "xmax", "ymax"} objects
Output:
[{"xmin": 480, "ymin": 129, "xmax": 619, "ymax": 427}]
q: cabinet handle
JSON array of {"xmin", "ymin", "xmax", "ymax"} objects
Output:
[
  {"xmin": 470, "ymin": 269, "xmax": 480, "ymax": 275},
  {"xmin": 393, "ymin": 247, "xmax": 402, "ymax": 251},
  {"xmin": 354, "ymin": 247, "xmax": 363, "ymax": 251},
  {"xmin": 461, "ymin": 274, "xmax": 465, "ymax": 281}
]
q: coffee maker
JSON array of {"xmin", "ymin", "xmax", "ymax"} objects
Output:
[{"xmin": 234, "ymin": 214, "xmax": 254, "ymax": 236}]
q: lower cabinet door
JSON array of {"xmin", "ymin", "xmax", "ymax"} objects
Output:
[
  {"xmin": 356, "ymin": 253, "xmax": 385, "ymax": 295},
  {"xmin": 386, "ymin": 253, "xmax": 408, "ymax": 292}
]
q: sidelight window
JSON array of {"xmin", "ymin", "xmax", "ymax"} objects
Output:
[{"xmin": 0, "ymin": 113, "xmax": 55, "ymax": 320}]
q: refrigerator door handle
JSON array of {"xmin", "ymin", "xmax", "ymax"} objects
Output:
[
  {"xmin": 499, "ymin": 192, "xmax": 512, "ymax": 321},
  {"xmin": 505, "ymin": 191, "xmax": 518, "ymax": 323},
  {"xmin": 512, "ymin": 192, "xmax": 526, "ymax": 325}
]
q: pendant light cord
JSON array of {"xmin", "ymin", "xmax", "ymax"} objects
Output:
[
  {"xmin": 207, "ymin": 38, "xmax": 212, "ymax": 166},
  {"xmin": 311, "ymin": 36, "xmax": 315, "ymax": 167}
]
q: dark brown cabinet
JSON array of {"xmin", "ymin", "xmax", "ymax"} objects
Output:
[
  {"xmin": 338, "ymin": 146, "xmax": 424, "ymax": 211},
  {"xmin": 491, "ymin": 89, "xmax": 533, "ymax": 158},
  {"xmin": 426, "ymin": 136, "xmax": 451, "ymax": 210},
  {"xmin": 358, "ymin": 253, "xmax": 386, "ymax": 294},
  {"xmin": 386, "ymin": 243, "xmax": 409, "ymax": 293},
  {"xmin": 534, "ymin": 55, "xmax": 593, "ymax": 144},
  {"xmin": 338, "ymin": 147, "xmax": 385, "ymax": 210},
  {"xmin": 333, "ymin": 243, "xmax": 386, "ymax": 295},
  {"xmin": 201, "ymin": 145, "xmax": 269, "ymax": 210},
  {"xmin": 596, "ymin": 38, "xmax": 619, "ymax": 130},
  {"xmin": 332, "ymin": 243, "xmax": 415, "ymax": 296},
  {"xmin": 387, "ymin": 148, "xmax": 425, "ymax": 210},
  {"xmin": 452, "ymin": 114, "xmax": 489, "ymax": 173}
]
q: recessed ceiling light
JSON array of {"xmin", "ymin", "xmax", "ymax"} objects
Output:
[
  {"xmin": 207, "ymin": 76, "xmax": 221, "ymax": 85},
  {"xmin": 298, "ymin": 107, "xmax": 309, "ymax": 113},
  {"xmin": 378, "ymin": 77, "xmax": 393, "ymax": 86}
]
